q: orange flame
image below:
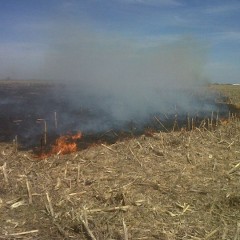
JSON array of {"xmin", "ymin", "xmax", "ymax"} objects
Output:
[
  {"xmin": 38, "ymin": 132, "xmax": 82, "ymax": 158},
  {"xmin": 219, "ymin": 119, "xmax": 229, "ymax": 126},
  {"xmin": 52, "ymin": 132, "xmax": 82, "ymax": 155}
]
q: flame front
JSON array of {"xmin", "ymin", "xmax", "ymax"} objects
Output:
[
  {"xmin": 38, "ymin": 132, "xmax": 82, "ymax": 158},
  {"xmin": 52, "ymin": 132, "xmax": 82, "ymax": 155}
]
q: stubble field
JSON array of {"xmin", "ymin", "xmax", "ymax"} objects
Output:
[{"xmin": 0, "ymin": 80, "xmax": 240, "ymax": 240}]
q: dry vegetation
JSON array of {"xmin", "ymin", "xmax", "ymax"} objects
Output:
[
  {"xmin": 210, "ymin": 84, "xmax": 240, "ymax": 110},
  {"xmin": 0, "ymin": 82, "xmax": 240, "ymax": 239},
  {"xmin": 0, "ymin": 118, "xmax": 240, "ymax": 239}
]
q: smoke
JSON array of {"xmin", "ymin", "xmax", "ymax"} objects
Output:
[{"xmin": 42, "ymin": 22, "xmax": 212, "ymax": 132}]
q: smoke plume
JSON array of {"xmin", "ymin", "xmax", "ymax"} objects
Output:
[{"xmin": 42, "ymin": 23, "xmax": 213, "ymax": 132}]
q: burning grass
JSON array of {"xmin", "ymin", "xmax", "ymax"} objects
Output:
[
  {"xmin": 1, "ymin": 117, "xmax": 240, "ymax": 239},
  {"xmin": 0, "ymin": 79, "xmax": 234, "ymax": 150},
  {"xmin": 38, "ymin": 132, "xmax": 82, "ymax": 158},
  {"xmin": 51, "ymin": 132, "xmax": 82, "ymax": 154},
  {"xmin": 0, "ymin": 80, "xmax": 240, "ymax": 239}
]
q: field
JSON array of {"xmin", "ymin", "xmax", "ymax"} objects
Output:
[
  {"xmin": 210, "ymin": 84, "xmax": 240, "ymax": 111},
  {"xmin": 210, "ymin": 84, "xmax": 240, "ymax": 104},
  {"xmin": 0, "ymin": 81, "xmax": 240, "ymax": 239}
]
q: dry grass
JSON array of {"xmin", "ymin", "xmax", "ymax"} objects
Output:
[
  {"xmin": 1, "ymin": 81, "xmax": 240, "ymax": 239},
  {"xmin": 1, "ymin": 118, "xmax": 240, "ymax": 239},
  {"xmin": 210, "ymin": 84, "xmax": 240, "ymax": 109}
]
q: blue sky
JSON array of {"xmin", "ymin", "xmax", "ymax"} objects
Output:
[{"xmin": 0, "ymin": 0, "xmax": 240, "ymax": 83}]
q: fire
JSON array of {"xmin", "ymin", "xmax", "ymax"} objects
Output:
[
  {"xmin": 52, "ymin": 132, "xmax": 82, "ymax": 155},
  {"xmin": 219, "ymin": 119, "xmax": 229, "ymax": 126},
  {"xmin": 38, "ymin": 132, "xmax": 82, "ymax": 158}
]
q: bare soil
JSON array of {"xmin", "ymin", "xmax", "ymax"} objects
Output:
[{"xmin": 0, "ymin": 81, "xmax": 240, "ymax": 239}]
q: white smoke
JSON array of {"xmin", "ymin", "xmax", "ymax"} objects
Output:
[{"xmin": 42, "ymin": 22, "xmax": 211, "ymax": 130}]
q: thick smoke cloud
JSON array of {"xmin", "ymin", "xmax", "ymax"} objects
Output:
[{"xmin": 42, "ymin": 23, "xmax": 211, "ymax": 131}]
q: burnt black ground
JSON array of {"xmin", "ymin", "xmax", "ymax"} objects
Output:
[{"xmin": 0, "ymin": 80, "xmax": 230, "ymax": 152}]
